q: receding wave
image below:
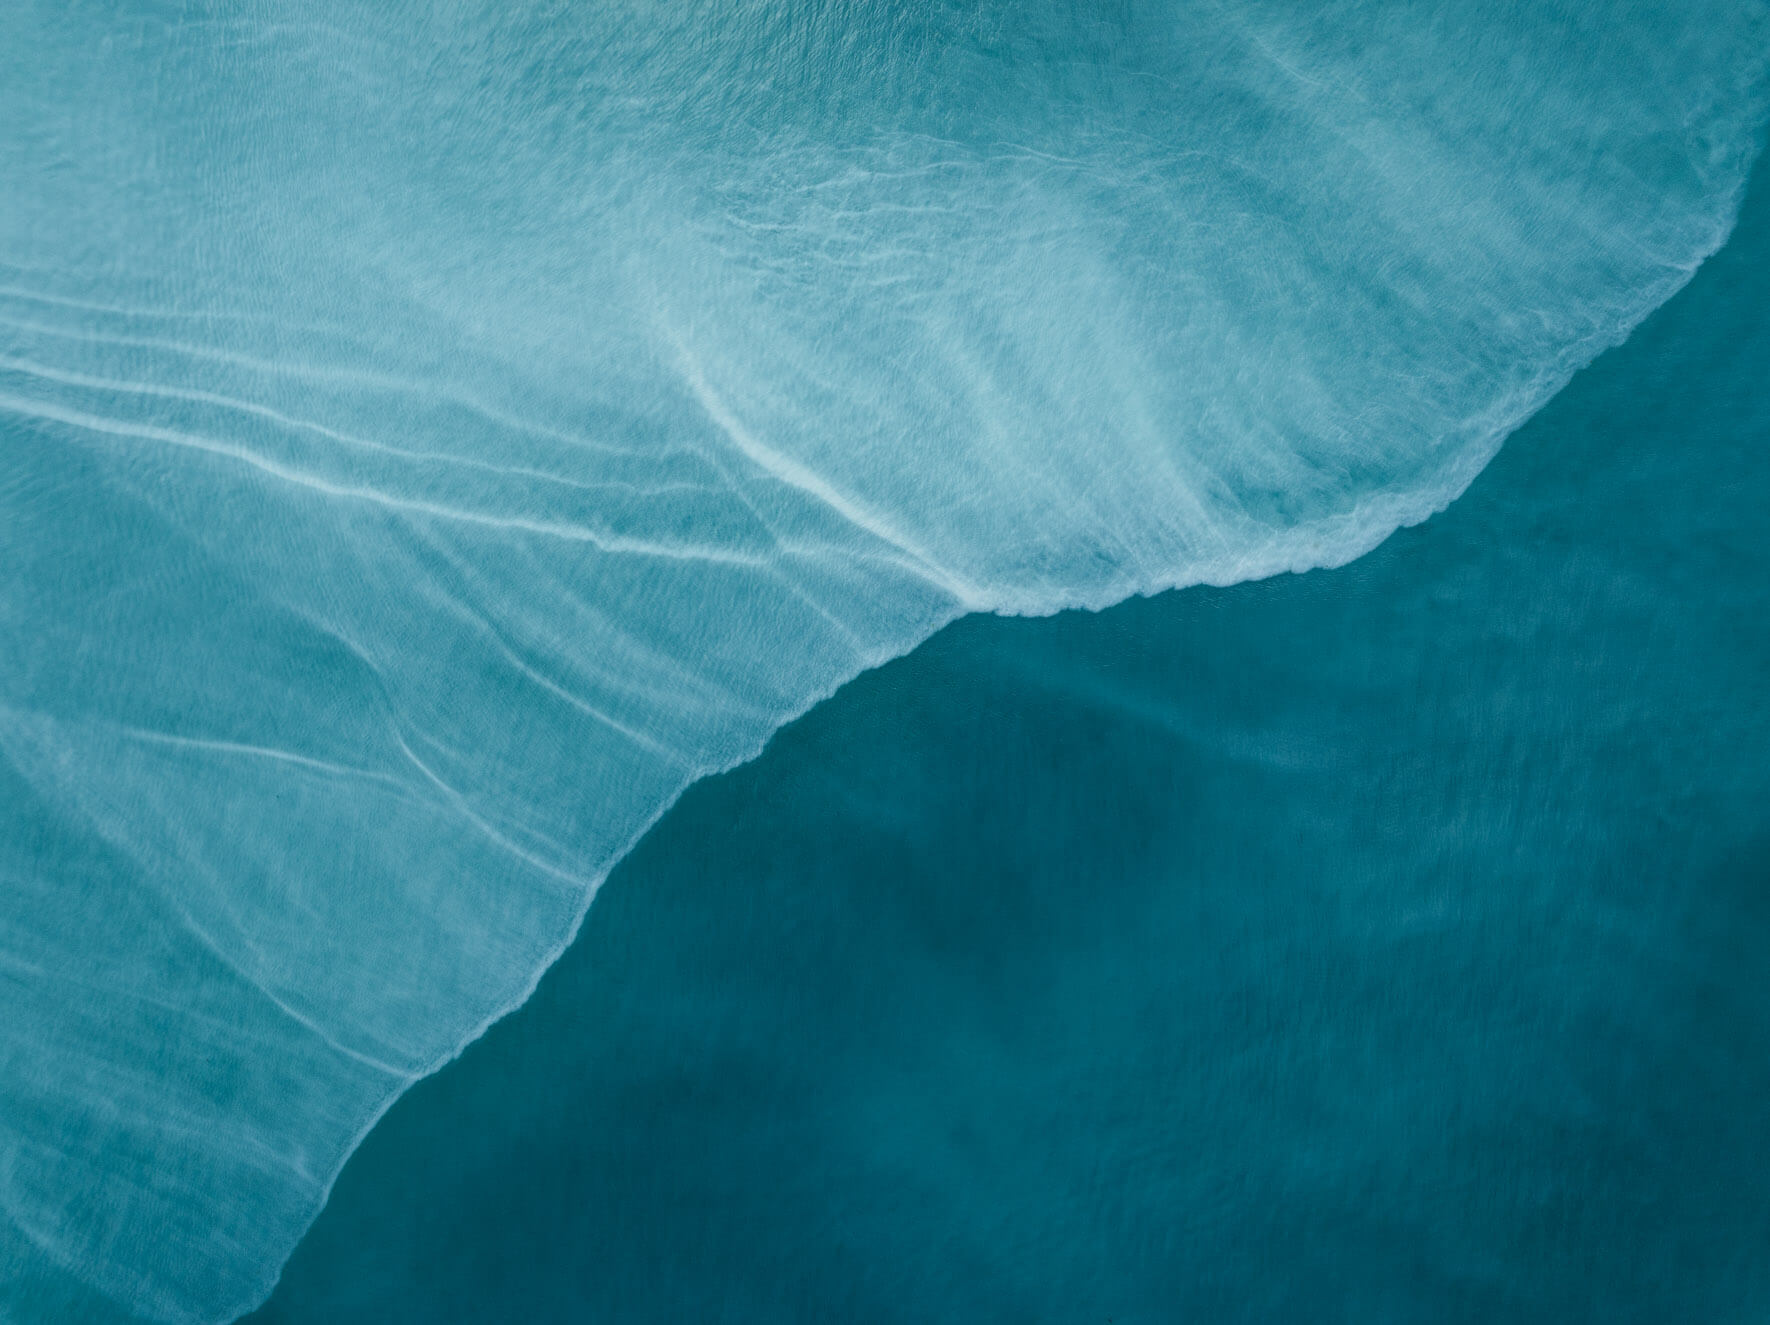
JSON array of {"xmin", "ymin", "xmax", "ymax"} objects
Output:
[{"xmin": 0, "ymin": 2, "xmax": 1765, "ymax": 1320}]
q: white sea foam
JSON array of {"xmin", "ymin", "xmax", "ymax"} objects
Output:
[{"xmin": 0, "ymin": 2, "xmax": 1765, "ymax": 1319}]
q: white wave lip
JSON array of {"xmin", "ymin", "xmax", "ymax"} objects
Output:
[{"xmin": 0, "ymin": 1, "xmax": 1765, "ymax": 1319}]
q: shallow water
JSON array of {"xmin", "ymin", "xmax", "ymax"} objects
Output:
[{"xmin": 250, "ymin": 138, "xmax": 1770, "ymax": 1325}]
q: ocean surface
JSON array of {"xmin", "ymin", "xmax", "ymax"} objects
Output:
[
  {"xmin": 1, "ymin": 3, "xmax": 1767, "ymax": 1322},
  {"xmin": 249, "ymin": 152, "xmax": 1770, "ymax": 1323}
]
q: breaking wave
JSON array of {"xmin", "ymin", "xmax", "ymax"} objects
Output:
[{"xmin": 0, "ymin": 1, "xmax": 1765, "ymax": 1320}]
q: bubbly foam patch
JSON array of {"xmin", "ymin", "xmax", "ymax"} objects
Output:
[{"xmin": 0, "ymin": 1, "xmax": 1765, "ymax": 1319}]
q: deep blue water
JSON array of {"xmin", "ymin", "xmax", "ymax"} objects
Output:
[{"xmin": 247, "ymin": 151, "xmax": 1770, "ymax": 1323}]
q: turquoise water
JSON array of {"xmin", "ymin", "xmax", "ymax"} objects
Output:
[
  {"xmin": 2, "ymin": 4, "xmax": 1767, "ymax": 1321},
  {"xmin": 250, "ymin": 154, "xmax": 1770, "ymax": 1322}
]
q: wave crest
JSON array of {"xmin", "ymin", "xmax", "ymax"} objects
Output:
[{"xmin": 0, "ymin": 1, "xmax": 1765, "ymax": 1319}]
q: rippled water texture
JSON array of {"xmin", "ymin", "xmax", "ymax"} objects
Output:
[
  {"xmin": 260, "ymin": 151, "xmax": 1770, "ymax": 1323},
  {"xmin": 1, "ymin": 3, "xmax": 1767, "ymax": 1321}
]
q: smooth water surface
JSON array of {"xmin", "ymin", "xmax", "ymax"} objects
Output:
[{"xmin": 252, "ymin": 140, "xmax": 1770, "ymax": 1325}]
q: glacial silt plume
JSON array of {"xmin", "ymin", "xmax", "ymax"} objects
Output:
[{"xmin": 1, "ymin": 2, "xmax": 1766, "ymax": 1320}]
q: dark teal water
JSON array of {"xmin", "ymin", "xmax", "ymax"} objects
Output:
[{"xmin": 248, "ymin": 157, "xmax": 1770, "ymax": 1323}]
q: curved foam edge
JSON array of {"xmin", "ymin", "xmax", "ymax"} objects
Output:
[
  {"xmin": 248, "ymin": 195, "xmax": 1743, "ymax": 1320},
  {"xmin": 0, "ymin": 5, "xmax": 1765, "ymax": 1321}
]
